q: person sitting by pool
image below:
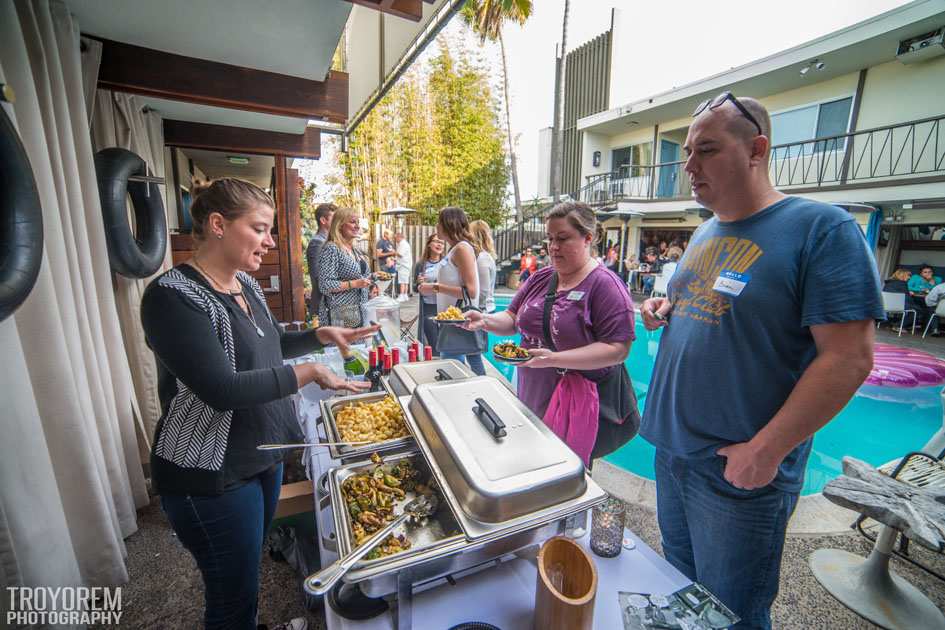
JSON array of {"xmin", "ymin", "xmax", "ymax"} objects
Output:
[
  {"xmin": 908, "ymin": 265, "xmax": 941, "ymax": 329},
  {"xmin": 883, "ymin": 268, "xmax": 911, "ymax": 294},
  {"xmin": 640, "ymin": 248, "xmax": 662, "ymax": 295},
  {"xmin": 462, "ymin": 201, "xmax": 639, "ymax": 466},
  {"xmin": 882, "ymin": 269, "xmax": 921, "ymax": 330},
  {"xmin": 908, "ymin": 264, "xmax": 942, "ymax": 295},
  {"xmin": 925, "ymin": 281, "xmax": 945, "ymax": 336}
]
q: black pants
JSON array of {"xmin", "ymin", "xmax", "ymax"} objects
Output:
[{"xmin": 419, "ymin": 299, "xmax": 439, "ymax": 353}]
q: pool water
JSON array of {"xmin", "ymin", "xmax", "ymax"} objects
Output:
[{"xmin": 484, "ymin": 296, "xmax": 943, "ymax": 495}]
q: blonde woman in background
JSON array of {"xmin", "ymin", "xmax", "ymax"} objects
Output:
[
  {"xmin": 470, "ymin": 220, "xmax": 497, "ymax": 314},
  {"xmin": 318, "ymin": 207, "xmax": 372, "ymax": 327}
]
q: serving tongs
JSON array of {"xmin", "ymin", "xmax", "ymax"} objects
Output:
[
  {"xmin": 256, "ymin": 440, "xmax": 373, "ymax": 451},
  {"xmin": 304, "ymin": 493, "xmax": 439, "ymax": 596}
]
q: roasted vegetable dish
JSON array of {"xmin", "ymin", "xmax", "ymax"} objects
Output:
[
  {"xmin": 493, "ymin": 341, "xmax": 529, "ymax": 360},
  {"xmin": 342, "ymin": 453, "xmax": 437, "ymax": 560},
  {"xmin": 434, "ymin": 305, "xmax": 464, "ymax": 321},
  {"xmin": 334, "ymin": 396, "xmax": 409, "ymax": 444},
  {"xmin": 374, "ymin": 271, "xmax": 392, "ymax": 281}
]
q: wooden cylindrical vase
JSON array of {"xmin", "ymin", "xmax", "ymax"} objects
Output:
[{"xmin": 534, "ymin": 536, "xmax": 598, "ymax": 630}]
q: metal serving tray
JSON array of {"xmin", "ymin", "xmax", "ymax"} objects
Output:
[
  {"xmin": 387, "ymin": 359, "xmax": 474, "ymax": 397},
  {"xmin": 325, "ymin": 451, "xmax": 466, "ymax": 583},
  {"xmin": 406, "ymin": 376, "xmax": 590, "ymax": 526},
  {"xmin": 320, "ymin": 391, "xmax": 415, "ymax": 462}
]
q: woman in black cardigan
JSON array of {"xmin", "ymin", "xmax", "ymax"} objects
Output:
[{"xmin": 141, "ymin": 178, "xmax": 375, "ymax": 630}]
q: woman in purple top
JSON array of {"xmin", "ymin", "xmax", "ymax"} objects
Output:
[{"xmin": 465, "ymin": 202, "xmax": 636, "ymax": 461}]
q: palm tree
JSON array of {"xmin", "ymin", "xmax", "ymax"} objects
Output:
[
  {"xmin": 551, "ymin": 0, "xmax": 569, "ymax": 202},
  {"xmin": 462, "ymin": 0, "xmax": 533, "ymax": 220}
]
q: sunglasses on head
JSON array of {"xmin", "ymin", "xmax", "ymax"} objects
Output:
[{"xmin": 692, "ymin": 91, "xmax": 763, "ymax": 136}]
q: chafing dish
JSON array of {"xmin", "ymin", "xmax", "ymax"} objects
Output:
[
  {"xmin": 407, "ymin": 376, "xmax": 587, "ymax": 524},
  {"xmin": 386, "ymin": 359, "xmax": 474, "ymax": 398},
  {"xmin": 319, "ymin": 391, "xmax": 414, "ymax": 463},
  {"xmin": 312, "ymin": 373, "xmax": 607, "ymax": 629}
]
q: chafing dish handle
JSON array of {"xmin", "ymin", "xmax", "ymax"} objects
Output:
[
  {"xmin": 434, "ymin": 368, "xmax": 452, "ymax": 381},
  {"xmin": 473, "ymin": 398, "xmax": 506, "ymax": 438},
  {"xmin": 315, "ymin": 471, "xmax": 338, "ymax": 553}
]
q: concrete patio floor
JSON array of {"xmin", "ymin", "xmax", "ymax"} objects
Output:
[{"xmin": 96, "ymin": 292, "xmax": 945, "ymax": 629}]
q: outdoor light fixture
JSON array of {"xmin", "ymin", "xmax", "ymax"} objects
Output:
[
  {"xmin": 799, "ymin": 59, "xmax": 826, "ymax": 76},
  {"xmin": 593, "ymin": 151, "xmax": 601, "ymax": 167},
  {"xmin": 227, "ymin": 156, "xmax": 250, "ymax": 165}
]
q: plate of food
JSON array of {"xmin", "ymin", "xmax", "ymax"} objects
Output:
[
  {"xmin": 492, "ymin": 341, "xmax": 530, "ymax": 363},
  {"xmin": 373, "ymin": 271, "xmax": 392, "ymax": 281},
  {"xmin": 431, "ymin": 305, "xmax": 466, "ymax": 324}
]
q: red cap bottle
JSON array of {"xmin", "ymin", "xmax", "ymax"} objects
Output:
[
  {"xmin": 382, "ymin": 354, "xmax": 392, "ymax": 376},
  {"xmin": 423, "ymin": 345, "xmax": 433, "ymax": 361},
  {"xmin": 377, "ymin": 345, "xmax": 386, "ymax": 364},
  {"xmin": 408, "ymin": 347, "xmax": 417, "ymax": 363},
  {"xmin": 391, "ymin": 347, "xmax": 400, "ymax": 367}
]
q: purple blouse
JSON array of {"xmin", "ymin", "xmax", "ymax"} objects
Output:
[{"xmin": 508, "ymin": 265, "xmax": 635, "ymax": 418}]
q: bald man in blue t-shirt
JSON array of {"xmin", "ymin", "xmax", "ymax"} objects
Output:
[{"xmin": 639, "ymin": 93, "xmax": 883, "ymax": 629}]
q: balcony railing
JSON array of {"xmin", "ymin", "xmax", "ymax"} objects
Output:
[{"xmin": 578, "ymin": 115, "xmax": 945, "ymax": 204}]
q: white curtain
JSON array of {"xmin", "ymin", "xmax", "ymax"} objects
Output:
[
  {"xmin": 90, "ymin": 83, "xmax": 172, "ymax": 447},
  {"xmin": 0, "ymin": 0, "xmax": 149, "ymax": 594},
  {"xmin": 880, "ymin": 225, "xmax": 903, "ymax": 280}
]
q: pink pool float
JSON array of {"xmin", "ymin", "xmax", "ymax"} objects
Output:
[{"xmin": 866, "ymin": 343, "xmax": 945, "ymax": 388}]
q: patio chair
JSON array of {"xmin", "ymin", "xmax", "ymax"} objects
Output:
[
  {"xmin": 880, "ymin": 291, "xmax": 917, "ymax": 336},
  {"xmin": 854, "ymin": 448, "xmax": 945, "ymax": 582},
  {"xmin": 400, "ymin": 312, "xmax": 419, "ymax": 343},
  {"xmin": 810, "ymin": 454, "xmax": 945, "ymax": 630},
  {"xmin": 650, "ymin": 274, "xmax": 669, "ymax": 298},
  {"xmin": 922, "ymin": 300, "xmax": 945, "ymax": 338}
]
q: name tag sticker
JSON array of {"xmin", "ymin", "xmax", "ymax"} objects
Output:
[
  {"xmin": 566, "ymin": 291, "xmax": 585, "ymax": 301},
  {"xmin": 712, "ymin": 270, "xmax": 750, "ymax": 297}
]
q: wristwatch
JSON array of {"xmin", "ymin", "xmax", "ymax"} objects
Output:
[{"xmin": 433, "ymin": 283, "xmax": 439, "ymax": 293}]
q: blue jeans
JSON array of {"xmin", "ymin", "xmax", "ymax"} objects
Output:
[
  {"xmin": 161, "ymin": 464, "xmax": 283, "ymax": 630},
  {"xmin": 654, "ymin": 450, "xmax": 798, "ymax": 630},
  {"xmin": 439, "ymin": 351, "xmax": 486, "ymax": 376},
  {"xmin": 642, "ymin": 275, "xmax": 655, "ymax": 295}
]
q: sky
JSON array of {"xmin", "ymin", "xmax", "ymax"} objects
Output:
[{"xmin": 299, "ymin": 0, "xmax": 910, "ymax": 204}]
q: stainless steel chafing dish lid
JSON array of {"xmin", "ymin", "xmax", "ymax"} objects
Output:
[
  {"xmin": 408, "ymin": 376, "xmax": 586, "ymax": 523},
  {"xmin": 388, "ymin": 359, "xmax": 474, "ymax": 397}
]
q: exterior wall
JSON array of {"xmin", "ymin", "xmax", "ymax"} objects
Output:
[
  {"xmin": 537, "ymin": 127, "xmax": 553, "ymax": 198},
  {"xmin": 756, "ymin": 72, "xmax": 860, "ymax": 118},
  {"xmin": 608, "ymin": 127, "xmax": 655, "ymax": 154},
  {"xmin": 857, "ymin": 56, "xmax": 945, "ymax": 129},
  {"xmin": 580, "ymin": 131, "xmax": 611, "ymax": 180},
  {"xmin": 562, "ymin": 30, "xmax": 612, "ymax": 196}
]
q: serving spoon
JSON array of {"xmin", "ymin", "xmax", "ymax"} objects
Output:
[
  {"xmin": 304, "ymin": 494, "xmax": 439, "ymax": 596},
  {"xmin": 256, "ymin": 440, "xmax": 373, "ymax": 451}
]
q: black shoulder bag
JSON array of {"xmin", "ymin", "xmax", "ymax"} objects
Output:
[
  {"xmin": 542, "ymin": 273, "xmax": 640, "ymax": 459},
  {"xmin": 436, "ymin": 286, "xmax": 489, "ymax": 355}
]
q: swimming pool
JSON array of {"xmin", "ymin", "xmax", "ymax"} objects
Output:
[{"xmin": 484, "ymin": 295, "xmax": 943, "ymax": 495}]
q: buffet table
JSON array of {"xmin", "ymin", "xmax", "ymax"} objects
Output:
[{"xmin": 295, "ymin": 382, "xmax": 692, "ymax": 630}]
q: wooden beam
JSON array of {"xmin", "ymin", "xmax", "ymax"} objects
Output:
[
  {"xmin": 275, "ymin": 157, "xmax": 291, "ymax": 320},
  {"xmin": 93, "ymin": 37, "xmax": 348, "ymax": 123},
  {"xmin": 286, "ymin": 168, "xmax": 306, "ymax": 323},
  {"xmin": 346, "ymin": 0, "xmax": 423, "ymax": 21},
  {"xmin": 164, "ymin": 120, "xmax": 320, "ymax": 159}
]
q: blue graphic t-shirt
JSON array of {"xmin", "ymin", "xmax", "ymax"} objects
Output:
[{"xmin": 640, "ymin": 196, "xmax": 884, "ymax": 492}]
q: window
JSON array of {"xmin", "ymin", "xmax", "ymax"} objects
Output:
[
  {"xmin": 611, "ymin": 143, "xmax": 652, "ymax": 177},
  {"xmin": 770, "ymin": 97, "xmax": 853, "ymax": 154}
]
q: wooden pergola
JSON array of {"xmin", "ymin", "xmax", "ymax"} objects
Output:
[{"xmin": 73, "ymin": 0, "xmax": 456, "ymax": 322}]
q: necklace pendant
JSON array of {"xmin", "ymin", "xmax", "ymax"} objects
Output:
[{"xmin": 256, "ymin": 325, "xmax": 265, "ymax": 337}]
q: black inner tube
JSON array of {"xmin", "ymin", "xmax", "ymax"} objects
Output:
[
  {"xmin": 0, "ymin": 101, "xmax": 43, "ymax": 323},
  {"xmin": 95, "ymin": 147, "xmax": 167, "ymax": 279}
]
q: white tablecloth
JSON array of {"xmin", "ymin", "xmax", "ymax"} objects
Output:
[{"xmin": 296, "ymin": 390, "xmax": 691, "ymax": 630}]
